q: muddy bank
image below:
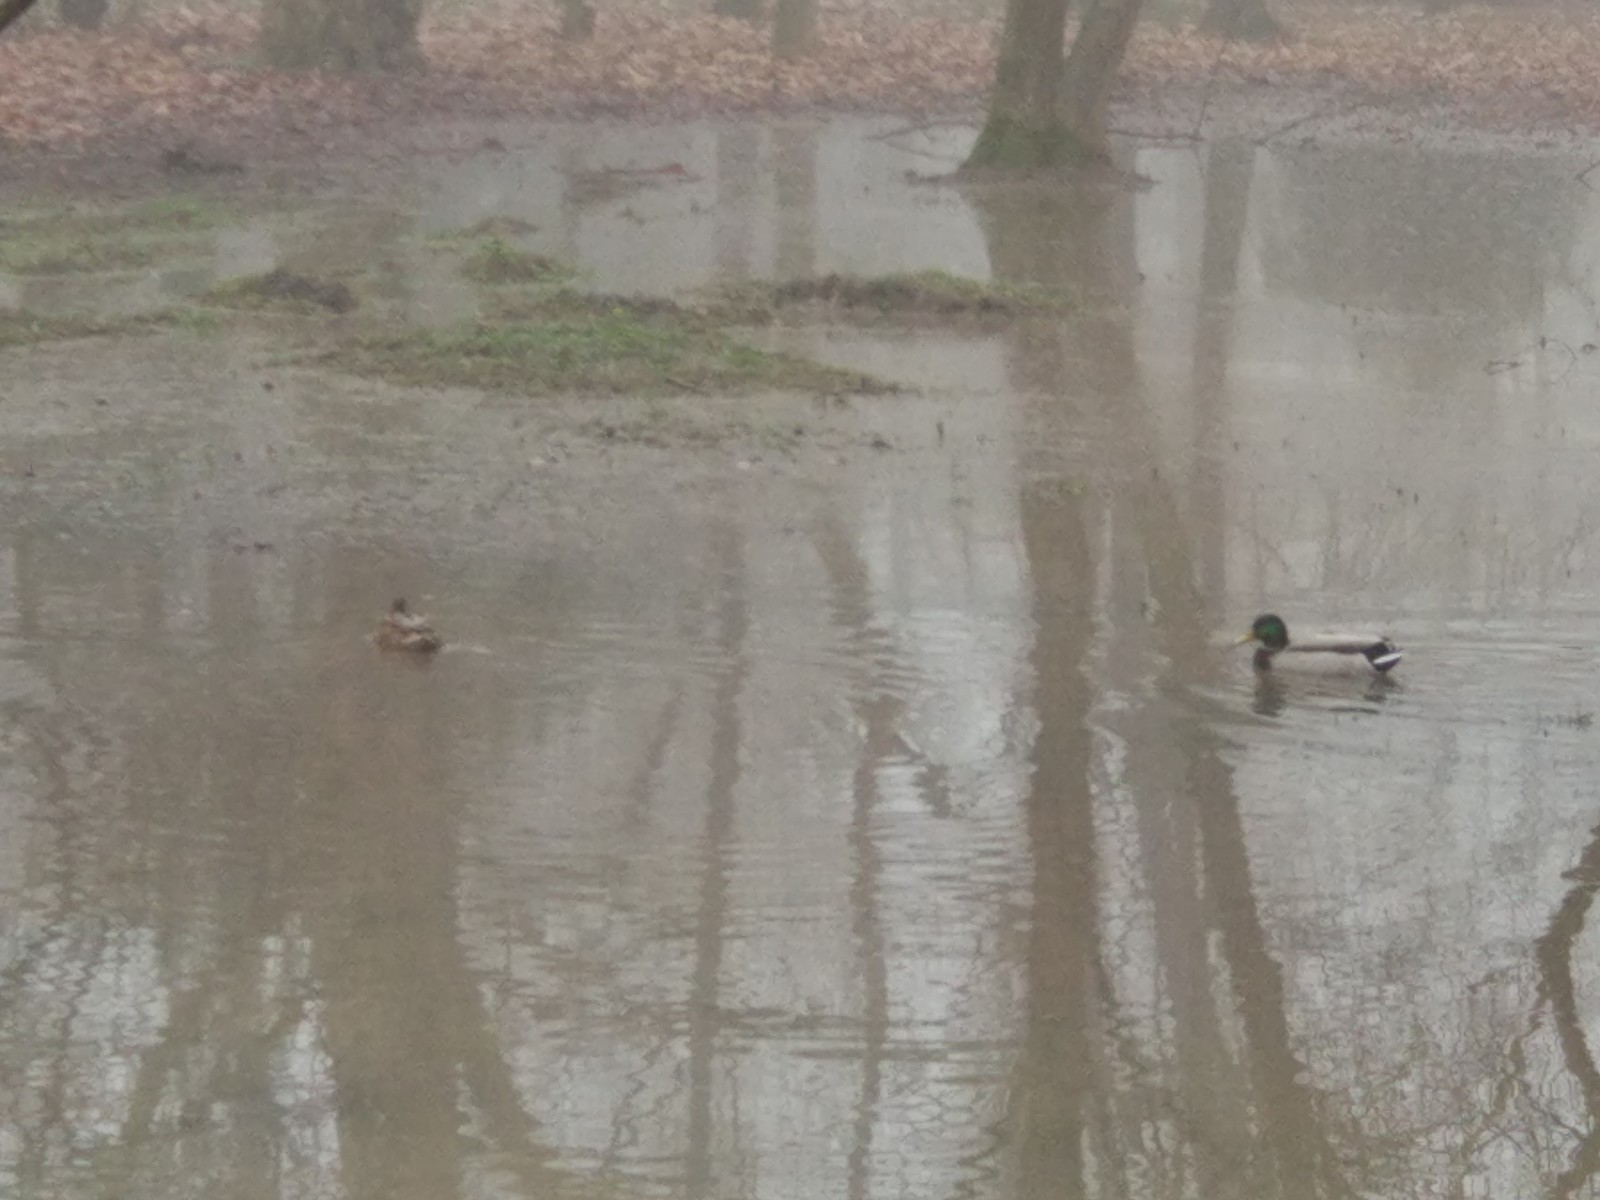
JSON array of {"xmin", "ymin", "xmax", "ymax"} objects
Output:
[{"xmin": 7, "ymin": 0, "xmax": 1600, "ymax": 198}]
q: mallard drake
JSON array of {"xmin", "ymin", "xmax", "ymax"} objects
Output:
[
  {"xmin": 1235, "ymin": 613, "xmax": 1401, "ymax": 674},
  {"xmin": 374, "ymin": 598, "xmax": 442, "ymax": 654}
]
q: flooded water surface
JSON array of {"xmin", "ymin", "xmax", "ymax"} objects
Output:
[{"xmin": 5, "ymin": 118, "xmax": 1600, "ymax": 1198}]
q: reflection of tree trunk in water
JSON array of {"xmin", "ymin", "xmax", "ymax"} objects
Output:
[
  {"xmin": 974, "ymin": 158, "xmax": 1352, "ymax": 1197},
  {"xmin": 1191, "ymin": 140, "xmax": 1254, "ymax": 615},
  {"xmin": 685, "ymin": 522, "xmax": 747, "ymax": 1195},
  {"xmin": 809, "ymin": 515, "xmax": 895, "ymax": 1200},
  {"xmin": 1103, "ymin": 492, "xmax": 1247, "ymax": 1185},
  {"xmin": 772, "ymin": 126, "xmax": 817, "ymax": 280},
  {"xmin": 1200, "ymin": 0, "xmax": 1280, "ymax": 41},
  {"xmin": 558, "ymin": 0, "xmax": 595, "ymax": 39},
  {"xmin": 0, "ymin": 550, "xmax": 110, "ymax": 1189},
  {"xmin": 557, "ymin": 132, "xmax": 588, "ymax": 266},
  {"xmin": 715, "ymin": 127, "xmax": 763, "ymax": 284},
  {"xmin": 772, "ymin": 0, "xmax": 817, "ymax": 59},
  {"xmin": 113, "ymin": 552, "xmax": 290, "ymax": 1197},
  {"xmin": 1128, "ymin": 187, "xmax": 1350, "ymax": 1199},
  {"xmin": 310, "ymin": 684, "xmax": 465, "ymax": 1200},
  {"xmin": 307, "ymin": 668, "xmax": 577, "ymax": 1197},
  {"xmin": 1057, "ymin": 0, "xmax": 1148, "ymax": 160},
  {"xmin": 307, "ymin": 565, "xmax": 574, "ymax": 1200},
  {"xmin": 1161, "ymin": 195, "xmax": 1353, "ymax": 1193},
  {"xmin": 0, "ymin": 0, "xmax": 41, "ymax": 36},
  {"xmin": 970, "ymin": 168, "xmax": 1124, "ymax": 1197},
  {"xmin": 997, "ymin": 172, "xmax": 1227, "ymax": 1171},
  {"xmin": 1536, "ymin": 822, "xmax": 1600, "ymax": 1199},
  {"xmin": 1014, "ymin": 474, "xmax": 1098, "ymax": 1194},
  {"xmin": 1188, "ymin": 744, "xmax": 1354, "ymax": 1198},
  {"xmin": 0, "ymin": 540, "xmax": 581, "ymax": 1192},
  {"xmin": 258, "ymin": 0, "xmax": 423, "ymax": 69}
]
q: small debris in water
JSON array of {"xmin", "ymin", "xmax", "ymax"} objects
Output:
[{"xmin": 374, "ymin": 598, "xmax": 443, "ymax": 654}]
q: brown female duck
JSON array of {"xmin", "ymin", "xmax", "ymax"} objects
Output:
[{"xmin": 374, "ymin": 598, "xmax": 443, "ymax": 654}]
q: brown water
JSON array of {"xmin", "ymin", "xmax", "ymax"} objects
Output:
[{"xmin": 4, "ymin": 117, "xmax": 1600, "ymax": 1199}]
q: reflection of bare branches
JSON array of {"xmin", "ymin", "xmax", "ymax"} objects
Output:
[
  {"xmin": 1535, "ymin": 819, "xmax": 1600, "ymax": 1199},
  {"xmin": 808, "ymin": 513, "xmax": 895, "ymax": 1200},
  {"xmin": 1013, "ymin": 472, "xmax": 1098, "ymax": 1194},
  {"xmin": 622, "ymin": 689, "xmax": 684, "ymax": 832},
  {"xmin": 1255, "ymin": 95, "xmax": 1375, "ymax": 146},
  {"xmin": 1452, "ymin": 983, "xmax": 1547, "ymax": 1185},
  {"xmin": 1486, "ymin": 337, "xmax": 1578, "ymax": 385},
  {"xmin": 684, "ymin": 521, "xmax": 747, "ymax": 1197}
]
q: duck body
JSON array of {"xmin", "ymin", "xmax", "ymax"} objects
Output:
[
  {"xmin": 1237, "ymin": 613, "xmax": 1401, "ymax": 675},
  {"xmin": 375, "ymin": 598, "xmax": 443, "ymax": 654}
]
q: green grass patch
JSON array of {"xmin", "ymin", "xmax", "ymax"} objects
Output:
[
  {"xmin": 204, "ymin": 269, "xmax": 357, "ymax": 314},
  {"xmin": 148, "ymin": 305, "xmax": 228, "ymax": 335},
  {"xmin": 0, "ymin": 198, "xmax": 234, "ymax": 277},
  {"xmin": 336, "ymin": 308, "xmax": 886, "ymax": 397},
  {"xmin": 0, "ymin": 309, "xmax": 151, "ymax": 348},
  {"xmin": 460, "ymin": 237, "xmax": 572, "ymax": 285},
  {"xmin": 427, "ymin": 216, "xmax": 540, "ymax": 244},
  {"xmin": 4, "ymin": 197, "xmax": 229, "ymax": 239},
  {"xmin": 0, "ymin": 238, "xmax": 159, "ymax": 275},
  {"xmin": 105, "ymin": 197, "xmax": 229, "ymax": 233},
  {"xmin": 715, "ymin": 269, "xmax": 1073, "ymax": 321},
  {"xmin": 485, "ymin": 288, "xmax": 695, "ymax": 325}
]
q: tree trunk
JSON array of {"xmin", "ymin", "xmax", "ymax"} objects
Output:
[
  {"xmin": 712, "ymin": 0, "xmax": 762, "ymax": 21},
  {"xmin": 558, "ymin": 0, "xmax": 594, "ymax": 40},
  {"xmin": 962, "ymin": 0, "xmax": 1082, "ymax": 169},
  {"xmin": 965, "ymin": 0, "xmax": 1146, "ymax": 170},
  {"xmin": 0, "ymin": 0, "xmax": 40, "ymax": 37},
  {"xmin": 772, "ymin": 0, "xmax": 816, "ymax": 59},
  {"xmin": 258, "ymin": 0, "xmax": 423, "ymax": 69},
  {"xmin": 1056, "ymin": 0, "xmax": 1147, "ymax": 160},
  {"xmin": 58, "ymin": 0, "xmax": 107, "ymax": 29},
  {"xmin": 1200, "ymin": 0, "xmax": 1279, "ymax": 41}
]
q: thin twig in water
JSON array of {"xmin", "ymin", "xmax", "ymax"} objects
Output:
[
  {"xmin": 1543, "ymin": 336, "xmax": 1578, "ymax": 385},
  {"xmin": 1255, "ymin": 95, "xmax": 1369, "ymax": 145},
  {"xmin": 1106, "ymin": 125, "xmax": 1201, "ymax": 143},
  {"xmin": 1485, "ymin": 337, "xmax": 1577, "ymax": 382}
]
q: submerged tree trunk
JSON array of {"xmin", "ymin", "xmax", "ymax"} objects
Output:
[
  {"xmin": 258, "ymin": 0, "xmax": 423, "ymax": 69},
  {"xmin": 0, "ymin": 0, "xmax": 40, "ymax": 37},
  {"xmin": 558, "ymin": 0, "xmax": 595, "ymax": 40},
  {"xmin": 58, "ymin": 0, "xmax": 107, "ymax": 30},
  {"xmin": 1200, "ymin": 0, "xmax": 1279, "ymax": 41},
  {"xmin": 964, "ymin": 0, "xmax": 1146, "ymax": 170},
  {"xmin": 962, "ymin": 0, "xmax": 1076, "ymax": 169},
  {"xmin": 772, "ymin": 0, "xmax": 816, "ymax": 59},
  {"xmin": 712, "ymin": 0, "xmax": 762, "ymax": 21},
  {"xmin": 1057, "ymin": 0, "xmax": 1147, "ymax": 160}
]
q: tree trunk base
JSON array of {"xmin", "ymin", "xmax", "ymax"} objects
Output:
[
  {"xmin": 58, "ymin": 0, "xmax": 107, "ymax": 30},
  {"xmin": 559, "ymin": 0, "xmax": 595, "ymax": 40},
  {"xmin": 961, "ymin": 112, "xmax": 1106, "ymax": 173},
  {"xmin": 1199, "ymin": 2, "xmax": 1281, "ymax": 41},
  {"xmin": 258, "ymin": 0, "xmax": 423, "ymax": 70},
  {"xmin": 712, "ymin": 0, "xmax": 763, "ymax": 20}
]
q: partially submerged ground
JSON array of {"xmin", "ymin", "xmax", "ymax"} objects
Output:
[
  {"xmin": 0, "ymin": 193, "xmax": 1057, "ymax": 408},
  {"xmin": 3, "ymin": 0, "xmax": 1598, "ymax": 462}
]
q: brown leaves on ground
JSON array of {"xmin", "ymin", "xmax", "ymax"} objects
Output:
[
  {"xmin": 5, "ymin": 0, "xmax": 1600, "ymax": 152},
  {"xmin": 1130, "ymin": 0, "xmax": 1600, "ymax": 128}
]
